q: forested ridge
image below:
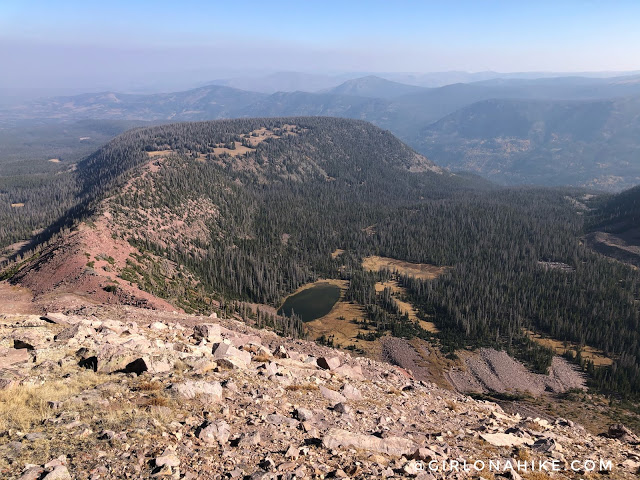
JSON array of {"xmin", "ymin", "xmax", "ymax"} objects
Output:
[
  {"xmin": 3, "ymin": 117, "xmax": 640, "ymax": 398},
  {"xmin": 588, "ymin": 185, "xmax": 640, "ymax": 233}
]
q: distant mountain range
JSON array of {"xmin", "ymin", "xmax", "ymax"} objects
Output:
[{"xmin": 3, "ymin": 73, "xmax": 640, "ymax": 190}]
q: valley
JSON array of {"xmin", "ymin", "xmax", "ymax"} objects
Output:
[
  {"xmin": 1, "ymin": 116, "xmax": 640, "ymax": 478},
  {"xmin": 4, "ymin": 3, "xmax": 640, "ymax": 477}
]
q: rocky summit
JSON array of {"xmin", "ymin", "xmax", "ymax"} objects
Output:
[{"xmin": 0, "ymin": 304, "xmax": 637, "ymax": 479}]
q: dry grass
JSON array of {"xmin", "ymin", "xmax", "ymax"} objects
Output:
[
  {"xmin": 10, "ymin": 203, "xmax": 25, "ymax": 208},
  {"xmin": 0, "ymin": 371, "xmax": 109, "ymax": 430},
  {"xmin": 525, "ymin": 329, "xmax": 613, "ymax": 366},
  {"xmin": 515, "ymin": 447, "xmax": 532, "ymax": 461},
  {"xmin": 375, "ymin": 280, "xmax": 439, "ymax": 333},
  {"xmin": 362, "ymin": 255, "xmax": 447, "ymax": 280},
  {"xmin": 137, "ymin": 380, "xmax": 163, "ymax": 392},
  {"xmin": 444, "ymin": 399, "xmax": 460, "ymax": 411},
  {"xmin": 331, "ymin": 249, "xmax": 345, "ymax": 259},
  {"xmin": 141, "ymin": 395, "xmax": 170, "ymax": 407},
  {"xmin": 523, "ymin": 473, "xmax": 554, "ymax": 480},
  {"xmin": 285, "ymin": 383, "xmax": 319, "ymax": 392},
  {"xmin": 147, "ymin": 149, "xmax": 174, "ymax": 158},
  {"xmin": 252, "ymin": 354, "xmax": 272, "ymax": 363}
]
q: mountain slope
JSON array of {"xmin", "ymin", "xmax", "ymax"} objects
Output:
[
  {"xmin": 323, "ymin": 75, "xmax": 427, "ymax": 99},
  {"xmin": 7, "ymin": 86, "xmax": 267, "ymax": 122},
  {"xmin": 586, "ymin": 185, "xmax": 640, "ymax": 266},
  {"xmin": 1, "ymin": 304, "xmax": 634, "ymax": 479},
  {"xmin": 5, "ymin": 117, "xmax": 457, "ymax": 308},
  {"xmin": 418, "ymin": 97, "xmax": 640, "ymax": 189}
]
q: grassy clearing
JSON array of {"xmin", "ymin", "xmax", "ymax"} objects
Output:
[
  {"xmin": 375, "ymin": 280, "xmax": 439, "ymax": 333},
  {"xmin": 525, "ymin": 329, "xmax": 613, "ymax": 366},
  {"xmin": 330, "ymin": 248, "xmax": 345, "ymax": 259},
  {"xmin": 362, "ymin": 255, "xmax": 446, "ymax": 280},
  {"xmin": 299, "ymin": 280, "xmax": 381, "ymax": 356}
]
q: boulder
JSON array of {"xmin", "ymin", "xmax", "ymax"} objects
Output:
[
  {"xmin": 13, "ymin": 330, "xmax": 52, "ymax": 349},
  {"xmin": 608, "ymin": 424, "xmax": 640, "ymax": 443},
  {"xmin": 196, "ymin": 420, "xmax": 231, "ymax": 444},
  {"xmin": 16, "ymin": 466, "xmax": 45, "ymax": 480},
  {"xmin": 155, "ymin": 448, "xmax": 180, "ymax": 467},
  {"xmin": 334, "ymin": 364, "xmax": 365, "ymax": 380},
  {"xmin": 54, "ymin": 324, "xmax": 94, "ymax": 343},
  {"xmin": 0, "ymin": 347, "xmax": 30, "ymax": 368},
  {"xmin": 170, "ymin": 380, "xmax": 222, "ymax": 403},
  {"xmin": 320, "ymin": 386, "xmax": 346, "ymax": 404},
  {"xmin": 295, "ymin": 408, "xmax": 315, "ymax": 422},
  {"xmin": 480, "ymin": 432, "xmax": 533, "ymax": 447},
  {"xmin": 212, "ymin": 342, "xmax": 251, "ymax": 369},
  {"xmin": 322, "ymin": 428, "xmax": 417, "ymax": 457},
  {"xmin": 193, "ymin": 323, "xmax": 221, "ymax": 342},
  {"xmin": 341, "ymin": 383, "xmax": 363, "ymax": 401},
  {"xmin": 317, "ymin": 356, "xmax": 341, "ymax": 370},
  {"xmin": 42, "ymin": 466, "xmax": 72, "ymax": 480}
]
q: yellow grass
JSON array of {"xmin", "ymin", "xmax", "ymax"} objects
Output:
[
  {"xmin": 48, "ymin": 158, "xmax": 60, "ymax": 163},
  {"xmin": 285, "ymin": 383, "xmax": 319, "ymax": 392},
  {"xmin": 147, "ymin": 149, "xmax": 174, "ymax": 158},
  {"xmin": 147, "ymin": 125, "xmax": 305, "ymax": 161},
  {"xmin": 11, "ymin": 203, "xmax": 25, "ymax": 208},
  {"xmin": 362, "ymin": 256, "xmax": 447, "ymax": 280},
  {"xmin": 375, "ymin": 281, "xmax": 439, "ymax": 333},
  {"xmin": 290, "ymin": 279, "xmax": 379, "ymax": 356},
  {"xmin": 331, "ymin": 248, "xmax": 345, "ymax": 259},
  {"xmin": 525, "ymin": 330, "xmax": 613, "ymax": 366},
  {"xmin": 0, "ymin": 371, "xmax": 110, "ymax": 431}
]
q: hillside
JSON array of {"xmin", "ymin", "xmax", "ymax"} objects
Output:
[
  {"xmin": 1, "ymin": 300, "xmax": 636, "ymax": 478},
  {"xmin": 5, "ymin": 74, "xmax": 640, "ymax": 190},
  {"xmin": 419, "ymin": 97, "xmax": 640, "ymax": 190},
  {"xmin": 3, "ymin": 117, "xmax": 640, "ymax": 403},
  {"xmin": 323, "ymin": 75, "xmax": 427, "ymax": 99},
  {"xmin": 586, "ymin": 185, "xmax": 640, "ymax": 266}
]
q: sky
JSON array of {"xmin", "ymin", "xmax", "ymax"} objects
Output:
[{"xmin": 1, "ymin": 0, "xmax": 640, "ymax": 93}]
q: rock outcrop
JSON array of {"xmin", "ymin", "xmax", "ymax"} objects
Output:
[{"xmin": 0, "ymin": 306, "xmax": 636, "ymax": 479}]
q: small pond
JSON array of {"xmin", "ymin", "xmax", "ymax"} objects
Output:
[{"xmin": 277, "ymin": 282, "xmax": 341, "ymax": 323}]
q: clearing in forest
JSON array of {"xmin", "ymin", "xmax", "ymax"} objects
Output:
[
  {"xmin": 147, "ymin": 124, "xmax": 306, "ymax": 160},
  {"xmin": 375, "ymin": 280, "xmax": 439, "ymax": 333},
  {"xmin": 362, "ymin": 255, "xmax": 446, "ymax": 280},
  {"xmin": 525, "ymin": 329, "xmax": 613, "ymax": 366},
  {"xmin": 285, "ymin": 279, "xmax": 380, "ymax": 356}
]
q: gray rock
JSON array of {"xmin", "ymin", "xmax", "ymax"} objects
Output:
[
  {"xmin": 319, "ymin": 386, "xmax": 346, "ymax": 404},
  {"xmin": 341, "ymin": 383, "xmax": 363, "ymax": 401},
  {"xmin": 238, "ymin": 431, "xmax": 261, "ymax": 447},
  {"xmin": 193, "ymin": 323, "xmax": 221, "ymax": 342},
  {"xmin": 16, "ymin": 466, "xmax": 44, "ymax": 480},
  {"xmin": 333, "ymin": 403, "xmax": 352, "ymax": 415},
  {"xmin": 322, "ymin": 428, "xmax": 417, "ymax": 457},
  {"xmin": 170, "ymin": 380, "xmax": 222, "ymax": 403},
  {"xmin": 196, "ymin": 420, "xmax": 231, "ymax": 444},
  {"xmin": 155, "ymin": 448, "xmax": 180, "ymax": 467},
  {"xmin": 295, "ymin": 408, "xmax": 314, "ymax": 422},
  {"xmin": 54, "ymin": 324, "xmax": 94, "ymax": 342},
  {"xmin": 212, "ymin": 342, "xmax": 251, "ymax": 369},
  {"xmin": 0, "ymin": 347, "xmax": 30, "ymax": 368},
  {"xmin": 317, "ymin": 356, "xmax": 341, "ymax": 370},
  {"xmin": 42, "ymin": 466, "xmax": 72, "ymax": 480}
]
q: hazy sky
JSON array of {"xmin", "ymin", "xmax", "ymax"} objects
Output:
[{"xmin": 1, "ymin": 0, "xmax": 640, "ymax": 91}]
